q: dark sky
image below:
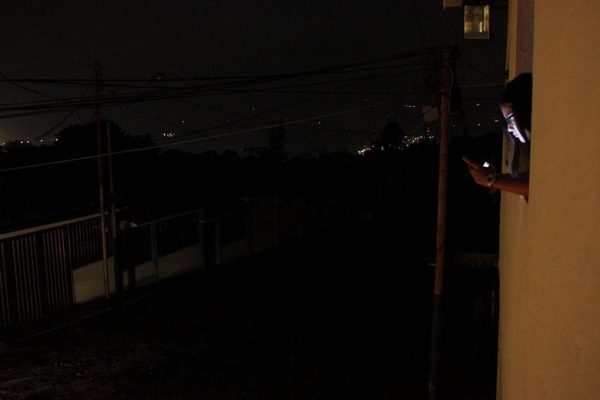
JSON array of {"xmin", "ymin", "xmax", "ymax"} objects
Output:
[{"xmin": 0, "ymin": 1, "xmax": 507, "ymax": 155}]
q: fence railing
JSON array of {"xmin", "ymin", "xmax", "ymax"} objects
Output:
[
  {"xmin": 0, "ymin": 214, "xmax": 98, "ymax": 328},
  {"xmin": 0, "ymin": 197, "xmax": 333, "ymax": 330}
]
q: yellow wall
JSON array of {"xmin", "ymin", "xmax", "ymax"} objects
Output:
[{"xmin": 498, "ymin": 1, "xmax": 600, "ymax": 399}]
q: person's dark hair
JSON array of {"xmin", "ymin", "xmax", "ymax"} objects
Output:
[{"xmin": 500, "ymin": 73, "xmax": 532, "ymax": 132}]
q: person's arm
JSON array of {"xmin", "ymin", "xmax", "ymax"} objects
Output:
[
  {"xmin": 462, "ymin": 157, "xmax": 529, "ymax": 196},
  {"xmin": 489, "ymin": 173, "xmax": 529, "ymax": 196}
]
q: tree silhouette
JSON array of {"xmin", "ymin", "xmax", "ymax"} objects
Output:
[
  {"xmin": 0, "ymin": 121, "xmax": 159, "ymax": 228},
  {"xmin": 380, "ymin": 121, "xmax": 404, "ymax": 150}
]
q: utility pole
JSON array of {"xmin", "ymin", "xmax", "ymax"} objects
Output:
[
  {"xmin": 106, "ymin": 121, "xmax": 122, "ymax": 294},
  {"xmin": 95, "ymin": 62, "xmax": 110, "ymax": 299},
  {"xmin": 428, "ymin": 46, "xmax": 453, "ymax": 400}
]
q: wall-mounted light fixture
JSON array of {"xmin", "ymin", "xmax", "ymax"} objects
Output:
[{"xmin": 464, "ymin": 4, "xmax": 490, "ymax": 39}]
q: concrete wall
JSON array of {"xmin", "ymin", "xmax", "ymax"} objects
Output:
[
  {"xmin": 73, "ymin": 244, "xmax": 203, "ymax": 304},
  {"xmin": 72, "ymin": 198, "xmax": 314, "ymax": 304},
  {"xmin": 498, "ymin": 1, "xmax": 600, "ymax": 399},
  {"xmin": 219, "ymin": 240, "xmax": 249, "ymax": 265},
  {"xmin": 157, "ymin": 245, "xmax": 203, "ymax": 280},
  {"xmin": 72, "ymin": 258, "xmax": 115, "ymax": 304},
  {"xmin": 249, "ymin": 197, "xmax": 280, "ymax": 254}
]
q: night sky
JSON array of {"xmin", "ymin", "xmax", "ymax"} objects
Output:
[{"xmin": 0, "ymin": 1, "xmax": 507, "ymax": 155}]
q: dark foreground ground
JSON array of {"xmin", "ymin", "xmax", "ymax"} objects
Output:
[{"xmin": 0, "ymin": 219, "xmax": 497, "ymax": 399}]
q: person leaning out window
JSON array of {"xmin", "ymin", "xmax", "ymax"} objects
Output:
[{"xmin": 463, "ymin": 73, "xmax": 532, "ymax": 197}]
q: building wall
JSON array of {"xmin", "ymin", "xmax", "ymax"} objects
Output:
[{"xmin": 498, "ymin": 1, "xmax": 600, "ymax": 399}]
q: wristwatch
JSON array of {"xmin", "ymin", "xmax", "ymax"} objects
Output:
[{"xmin": 486, "ymin": 172, "xmax": 498, "ymax": 188}]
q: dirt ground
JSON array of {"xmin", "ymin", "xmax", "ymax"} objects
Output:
[{"xmin": 0, "ymin": 221, "xmax": 496, "ymax": 399}]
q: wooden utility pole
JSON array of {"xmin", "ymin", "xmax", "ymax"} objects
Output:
[
  {"xmin": 95, "ymin": 63, "xmax": 110, "ymax": 298},
  {"xmin": 428, "ymin": 47, "xmax": 453, "ymax": 400}
]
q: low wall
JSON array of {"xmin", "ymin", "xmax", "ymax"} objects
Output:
[
  {"xmin": 157, "ymin": 244, "xmax": 203, "ymax": 279},
  {"xmin": 11, "ymin": 197, "xmax": 333, "ymax": 324},
  {"xmin": 73, "ymin": 243, "xmax": 204, "ymax": 303}
]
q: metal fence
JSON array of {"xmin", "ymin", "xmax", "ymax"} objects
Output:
[
  {"xmin": 67, "ymin": 216, "xmax": 104, "ymax": 270},
  {"xmin": 156, "ymin": 213, "xmax": 199, "ymax": 256},
  {"xmin": 0, "ymin": 198, "xmax": 332, "ymax": 330},
  {"xmin": 0, "ymin": 211, "xmax": 211, "ymax": 328},
  {"xmin": 0, "ymin": 214, "xmax": 115, "ymax": 327},
  {"xmin": 0, "ymin": 221, "xmax": 81, "ymax": 327}
]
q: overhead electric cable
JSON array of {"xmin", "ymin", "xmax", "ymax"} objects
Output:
[
  {"xmin": 0, "ymin": 71, "xmax": 54, "ymax": 99},
  {"xmin": 0, "ymin": 99, "xmax": 398, "ymax": 173},
  {"xmin": 1, "ymin": 48, "xmax": 436, "ymax": 85},
  {"xmin": 33, "ymin": 76, "xmax": 94, "ymax": 140},
  {"xmin": 33, "ymin": 108, "xmax": 79, "ymax": 141},
  {"xmin": 0, "ymin": 66, "xmax": 435, "ymax": 120}
]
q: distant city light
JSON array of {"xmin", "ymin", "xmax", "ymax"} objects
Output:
[
  {"xmin": 163, "ymin": 132, "xmax": 176, "ymax": 138},
  {"xmin": 357, "ymin": 144, "xmax": 375, "ymax": 156},
  {"xmin": 357, "ymin": 132, "xmax": 435, "ymax": 155}
]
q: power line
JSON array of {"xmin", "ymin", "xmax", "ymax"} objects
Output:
[
  {"xmin": 0, "ymin": 48, "xmax": 436, "ymax": 86},
  {"xmin": 0, "ymin": 49, "xmax": 435, "ymax": 111},
  {"xmin": 33, "ymin": 76, "xmax": 94, "ymax": 140},
  {"xmin": 0, "ymin": 66, "xmax": 435, "ymax": 120},
  {"xmin": 0, "ymin": 47, "xmax": 439, "ymax": 150},
  {"xmin": 33, "ymin": 108, "xmax": 79, "ymax": 141},
  {"xmin": 0, "ymin": 99, "xmax": 398, "ymax": 173},
  {"xmin": 173, "ymin": 74, "xmax": 406, "ymax": 140},
  {"xmin": 0, "ymin": 70, "xmax": 54, "ymax": 99},
  {"xmin": 125, "ymin": 104, "xmax": 244, "ymax": 148}
]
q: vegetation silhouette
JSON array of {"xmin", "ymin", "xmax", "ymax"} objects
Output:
[{"xmin": 0, "ymin": 121, "xmax": 500, "ymax": 256}]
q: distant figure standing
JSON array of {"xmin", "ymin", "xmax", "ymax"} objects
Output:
[
  {"xmin": 463, "ymin": 73, "xmax": 532, "ymax": 196},
  {"xmin": 118, "ymin": 218, "xmax": 137, "ymax": 290}
]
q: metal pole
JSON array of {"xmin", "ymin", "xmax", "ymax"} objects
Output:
[
  {"xmin": 106, "ymin": 121, "xmax": 122, "ymax": 294},
  {"xmin": 428, "ymin": 47, "xmax": 452, "ymax": 400},
  {"xmin": 95, "ymin": 63, "xmax": 110, "ymax": 298}
]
